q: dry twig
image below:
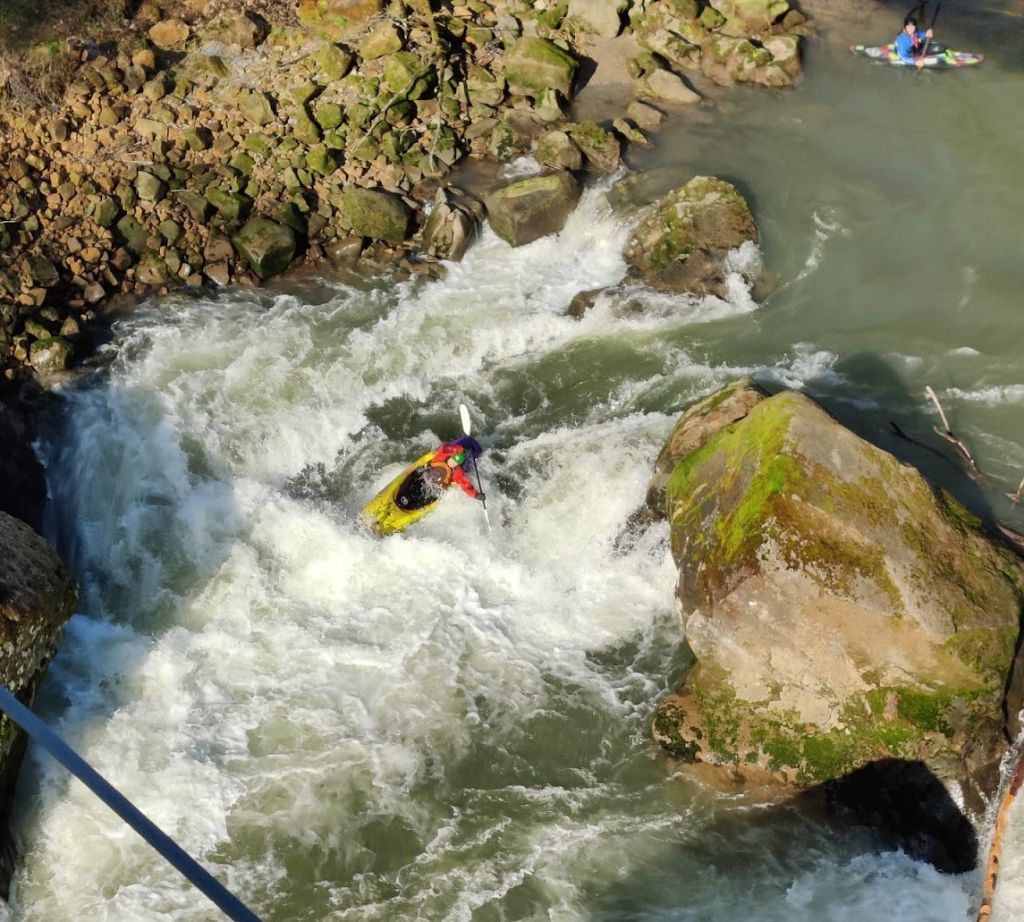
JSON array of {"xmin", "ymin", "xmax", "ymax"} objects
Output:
[{"xmin": 924, "ymin": 385, "xmax": 984, "ymax": 478}]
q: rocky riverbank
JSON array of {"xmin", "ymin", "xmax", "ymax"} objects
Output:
[
  {"xmin": 0, "ymin": 0, "xmax": 808, "ymax": 382},
  {"xmin": 0, "ymin": 512, "xmax": 77, "ymax": 895}
]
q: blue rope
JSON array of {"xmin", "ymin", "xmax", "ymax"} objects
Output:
[{"xmin": 0, "ymin": 684, "xmax": 263, "ymax": 922}]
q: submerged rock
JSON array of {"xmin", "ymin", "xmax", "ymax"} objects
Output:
[
  {"xmin": 649, "ymin": 380, "xmax": 1024, "ymax": 813},
  {"xmin": 623, "ymin": 175, "xmax": 758, "ymax": 296}
]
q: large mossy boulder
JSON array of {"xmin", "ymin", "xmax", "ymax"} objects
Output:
[
  {"xmin": 484, "ymin": 172, "xmax": 581, "ymax": 248},
  {"xmin": 649, "ymin": 380, "xmax": 1024, "ymax": 811},
  {"xmin": 340, "ymin": 186, "xmax": 412, "ymax": 242},
  {"xmin": 504, "ymin": 37, "xmax": 579, "ymax": 99},
  {"xmin": 234, "ymin": 218, "xmax": 297, "ymax": 279},
  {"xmin": 623, "ymin": 175, "xmax": 757, "ymax": 296}
]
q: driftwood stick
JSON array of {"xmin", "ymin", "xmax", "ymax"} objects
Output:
[
  {"xmin": 1010, "ymin": 477, "xmax": 1024, "ymax": 505},
  {"xmin": 925, "ymin": 385, "xmax": 953, "ymax": 434},
  {"xmin": 924, "ymin": 385, "xmax": 983, "ymax": 475},
  {"xmin": 977, "ymin": 744, "xmax": 1024, "ymax": 921}
]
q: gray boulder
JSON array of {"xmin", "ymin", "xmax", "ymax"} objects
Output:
[
  {"xmin": 567, "ymin": 0, "xmax": 627, "ymax": 37},
  {"xmin": 534, "ymin": 130, "xmax": 583, "ymax": 172},
  {"xmin": 340, "ymin": 186, "xmax": 412, "ymax": 242},
  {"xmin": 504, "ymin": 37, "xmax": 579, "ymax": 99},
  {"xmin": 700, "ymin": 34, "xmax": 801, "ymax": 88},
  {"xmin": 707, "ymin": 0, "xmax": 790, "ymax": 37},
  {"xmin": 422, "ymin": 198, "xmax": 479, "ymax": 262}
]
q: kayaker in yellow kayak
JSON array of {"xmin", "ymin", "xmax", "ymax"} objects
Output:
[{"xmin": 361, "ymin": 436, "xmax": 485, "ymax": 535}]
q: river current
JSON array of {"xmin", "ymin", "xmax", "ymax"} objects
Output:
[{"xmin": 7, "ymin": 2, "xmax": 1024, "ymax": 920}]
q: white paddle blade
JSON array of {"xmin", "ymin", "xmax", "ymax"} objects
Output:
[{"xmin": 459, "ymin": 403, "xmax": 472, "ymax": 436}]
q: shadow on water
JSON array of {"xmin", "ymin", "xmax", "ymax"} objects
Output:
[
  {"xmin": 582, "ymin": 759, "xmax": 976, "ymax": 921},
  {"xmin": 815, "ymin": 759, "xmax": 979, "ymax": 873}
]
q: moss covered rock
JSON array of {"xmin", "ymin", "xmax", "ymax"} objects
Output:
[
  {"xmin": 234, "ymin": 217, "xmax": 297, "ymax": 279},
  {"xmin": 297, "ymin": 0, "xmax": 384, "ymax": 40},
  {"xmin": 484, "ymin": 172, "xmax": 581, "ymax": 248},
  {"xmin": 28, "ymin": 337, "xmax": 73, "ymax": 372},
  {"xmin": 504, "ymin": 37, "xmax": 579, "ymax": 99},
  {"xmin": 0, "ymin": 512, "xmax": 76, "ymax": 871},
  {"xmin": 651, "ymin": 381, "xmax": 1024, "ymax": 808},
  {"xmin": 707, "ymin": 0, "xmax": 790, "ymax": 37},
  {"xmin": 623, "ymin": 175, "xmax": 757, "ymax": 295},
  {"xmin": 534, "ymin": 130, "xmax": 583, "ymax": 172},
  {"xmin": 701, "ymin": 34, "xmax": 800, "ymax": 88},
  {"xmin": 340, "ymin": 186, "xmax": 411, "ymax": 242},
  {"xmin": 567, "ymin": 121, "xmax": 621, "ymax": 173},
  {"xmin": 567, "ymin": 0, "xmax": 627, "ymax": 37}
]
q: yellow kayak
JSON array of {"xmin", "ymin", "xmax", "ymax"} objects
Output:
[{"xmin": 361, "ymin": 451, "xmax": 443, "ymax": 536}]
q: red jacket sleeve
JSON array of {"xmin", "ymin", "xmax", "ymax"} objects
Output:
[{"xmin": 450, "ymin": 465, "xmax": 478, "ymax": 498}]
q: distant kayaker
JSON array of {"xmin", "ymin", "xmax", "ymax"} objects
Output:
[
  {"xmin": 896, "ymin": 16, "xmax": 935, "ymax": 67},
  {"xmin": 395, "ymin": 436, "xmax": 485, "ymax": 510}
]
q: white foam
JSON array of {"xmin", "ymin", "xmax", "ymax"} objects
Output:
[
  {"xmin": 499, "ymin": 155, "xmax": 544, "ymax": 179},
  {"xmin": 794, "ymin": 209, "xmax": 845, "ymax": 283},
  {"xmin": 944, "ymin": 384, "xmax": 1024, "ymax": 405}
]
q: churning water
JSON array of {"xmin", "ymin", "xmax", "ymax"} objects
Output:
[{"xmin": 8, "ymin": 2, "xmax": 1024, "ymax": 919}]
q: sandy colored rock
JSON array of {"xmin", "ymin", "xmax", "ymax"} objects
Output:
[{"xmin": 148, "ymin": 18, "xmax": 191, "ymax": 50}]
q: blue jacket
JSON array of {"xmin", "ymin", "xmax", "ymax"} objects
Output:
[{"xmin": 895, "ymin": 29, "xmax": 928, "ymax": 64}]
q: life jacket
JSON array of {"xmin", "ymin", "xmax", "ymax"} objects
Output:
[{"xmin": 425, "ymin": 457, "xmax": 455, "ymax": 487}]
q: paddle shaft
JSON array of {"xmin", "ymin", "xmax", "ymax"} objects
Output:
[
  {"xmin": 919, "ymin": 1, "xmax": 941, "ymax": 60},
  {"xmin": 458, "ymin": 404, "xmax": 490, "ymax": 528}
]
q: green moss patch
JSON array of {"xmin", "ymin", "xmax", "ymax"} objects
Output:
[{"xmin": 667, "ymin": 393, "xmax": 803, "ymax": 567}]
